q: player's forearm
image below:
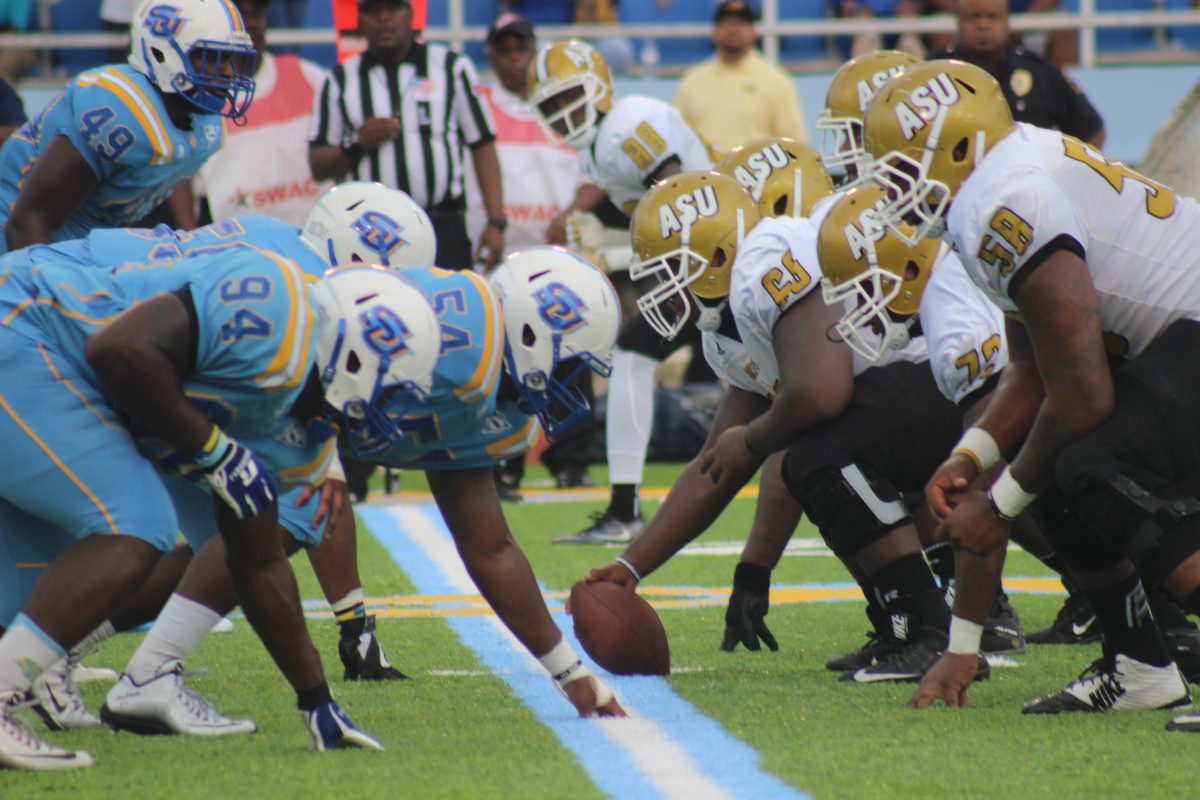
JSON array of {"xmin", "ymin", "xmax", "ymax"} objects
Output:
[
  {"xmin": 968, "ymin": 360, "xmax": 1044, "ymax": 458},
  {"xmin": 951, "ymin": 547, "xmax": 1006, "ymax": 626},
  {"xmin": 743, "ymin": 386, "xmax": 846, "ymax": 457},
  {"xmin": 308, "ymin": 143, "xmax": 355, "ymax": 182},
  {"xmin": 4, "ymin": 209, "xmax": 56, "ymax": 250},
  {"xmin": 461, "ymin": 532, "xmax": 561, "ymax": 655},
  {"xmin": 621, "ymin": 457, "xmax": 745, "ymax": 578},
  {"xmin": 218, "ymin": 502, "xmax": 328, "ymax": 693}
]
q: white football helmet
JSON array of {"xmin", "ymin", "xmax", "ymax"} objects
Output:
[
  {"xmin": 313, "ymin": 265, "xmax": 440, "ymax": 458},
  {"xmin": 129, "ymin": 0, "xmax": 257, "ymax": 121},
  {"xmin": 489, "ymin": 246, "xmax": 620, "ymax": 439},
  {"xmin": 301, "ymin": 182, "xmax": 437, "ymax": 270}
]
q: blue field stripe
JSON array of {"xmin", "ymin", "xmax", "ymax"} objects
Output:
[{"xmin": 358, "ymin": 503, "xmax": 808, "ymax": 800}]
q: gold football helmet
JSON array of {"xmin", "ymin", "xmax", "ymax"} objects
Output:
[
  {"xmin": 528, "ymin": 40, "xmax": 614, "ymax": 149},
  {"xmin": 818, "ymin": 50, "xmax": 922, "ymax": 177},
  {"xmin": 863, "ymin": 59, "xmax": 1015, "ymax": 245},
  {"xmin": 714, "ymin": 137, "xmax": 834, "ymax": 219},
  {"xmin": 629, "ymin": 171, "xmax": 762, "ymax": 340},
  {"xmin": 818, "ymin": 183, "xmax": 941, "ymax": 361}
]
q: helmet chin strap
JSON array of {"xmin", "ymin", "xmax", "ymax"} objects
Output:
[
  {"xmin": 886, "ymin": 314, "xmax": 918, "ymax": 351},
  {"xmin": 695, "ymin": 300, "xmax": 725, "ymax": 332}
]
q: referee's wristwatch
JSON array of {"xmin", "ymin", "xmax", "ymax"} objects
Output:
[{"xmin": 486, "ymin": 216, "xmax": 508, "ymax": 232}]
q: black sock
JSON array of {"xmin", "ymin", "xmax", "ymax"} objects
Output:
[
  {"xmin": 1088, "ymin": 574, "xmax": 1171, "ymax": 667},
  {"xmin": 923, "ymin": 542, "xmax": 956, "ymax": 588},
  {"xmin": 872, "ymin": 552, "xmax": 950, "ymax": 633},
  {"xmin": 610, "ymin": 483, "xmax": 639, "ymax": 522},
  {"xmin": 1149, "ymin": 587, "xmax": 1193, "ymax": 630},
  {"xmin": 296, "ymin": 683, "xmax": 333, "ymax": 711}
]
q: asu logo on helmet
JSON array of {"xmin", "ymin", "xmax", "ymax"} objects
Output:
[{"xmin": 716, "ymin": 137, "xmax": 833, "ymax": 219}]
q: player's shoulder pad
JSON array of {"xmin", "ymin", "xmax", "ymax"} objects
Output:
[{"xmin": 70, "ymin": 66, "xmax": 176, "ymax": 167}]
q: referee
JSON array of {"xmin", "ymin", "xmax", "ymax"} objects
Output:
[{"xmin": 308, "ymin": 0, "xmax": 507, "ymax": 269}]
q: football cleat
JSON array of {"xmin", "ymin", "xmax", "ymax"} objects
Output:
[
  {"xmin": 1026, "ymin": 592, "xmax": 1101, "ymax": 645},
  {"xmin": 101, "ymin": 662, "xmax": 257, "ymax": 736},
  {"xmin": 553, "ymin": 465, "xmax": 595, "ymax": 490},
  {"xmin": 1163, "ymin": 626, "xmax": 1200, "ymax": 685},
  {"xmin": 338, "ymin": 616, "xmax": 409, "ymax": 681},
  {"xmin": 29, "ymin": 655, "xmax": 101, "ymax": 731},
  {"xmin": 0, "ymin": 691, "xmax": 93, "ymax": 771},
  {"xmin": 825, "ymin": 608, "xmax": 910, "ymax": 672},
  {"xmin": 1022, "ymin": 654, "xmax": 1191, "ymax": 714},
  {"xmin": 553, "ymin": 510, "xmax": 644, "ymax": 545},
  {"xmin": 1166, "ymin": 710, "xmax": 1200, "ymax": 732},
  {"xmin": 981, "ymin": 591, "xmax": 1026, "ymax": 655},
  {"xmin": 305, "ymin": 700, "xmax": 384, "ymax": 752},
  {"xmin": 842, "ymin": 635, "xmax": 992, "ymax": 685}
]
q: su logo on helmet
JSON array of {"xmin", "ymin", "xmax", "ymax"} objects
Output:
[
  {"xmin": 360, "ymin": 306, "xmax": 413, "ymax": 358},
  {"xmin": 658, "ymin": 184, "xmax": 719, "ymax": 239},
  {"xmin": 352, "ymin": 211, "xmax": 407, "ymax": 256},
  {"xmin": 533, "ymin": 282, "xmax": 590, "ymax": 333},
  {"xmin": 144, "ymin": 5, "xmax": 187, "ymax": 38},
  {"xmin": 893, "ymin": 73, "xmax": 961, "ymax": 141}
]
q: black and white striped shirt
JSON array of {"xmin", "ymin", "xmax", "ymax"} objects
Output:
[{"xmin": 309, "ymin": 42, "xmax": 495, "ymax": 212}]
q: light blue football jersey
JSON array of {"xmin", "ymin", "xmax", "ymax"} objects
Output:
[
  {"xmin": 0, "ymin": 64, "xmax": 225, "ymax": 252},
  {"xmin": 367, "ymin": 267, "xmax": 539, "ymax": 471},
  {"xmin": 0, "ymin": 246, "xmax": 323, "ymax": 484}
]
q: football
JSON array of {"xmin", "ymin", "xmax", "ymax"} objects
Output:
[{"xmin": 569, "ymin": 580, "xmax": 670, "ymax": 676}]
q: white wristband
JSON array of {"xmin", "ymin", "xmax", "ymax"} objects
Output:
[
  {"xmin": 952, "ymin": 427, "xmax": 1001, "ymax": 473},
  {"xmin": 324, "ymin": 454, "xmax": 346, "ymax": 483},
  {"xmin": 988, "ymin": 467, "xmax": 1037, "ymax": 521},
  {"xmin": 614, "ymin": 556, "xmax": 642, "ymax": 584},
  {"xmin": 948, "ymin": 615, "xmax": 984, "ymax": 655},
  {"xmin": 538, "ymin": 639, "xmax": 585, "ymax": 686}
]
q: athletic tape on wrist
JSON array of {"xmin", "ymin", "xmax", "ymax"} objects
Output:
[
  {"xmin": 615, "ymin": 556, "xmax": 643, "ymax": 583},
  {"xmin": 325, "ymin": 454, "xmax": 346, "ymax": 483},
  {"xmin": 948, "ymin": 615, "xmax": 984, "ymax": 655},
  {"xmin": 989, "ymin": 467, "xmax": 1037, "ymax": 521},
  {"xmin": 952, "ymin": 427, "xmax": 1001, "ymax": 473},
  {"xmin": 538, "ymin": 639, "xmax": 585, "ymax": 685},
  {"xmin": 194, "ymin": 426, "xmax": 229, "ymax": 470}
]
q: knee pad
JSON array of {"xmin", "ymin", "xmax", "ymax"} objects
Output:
[
  {"xmin": 793, "ymin": 463, "xmax": 910, "ymax": 558},
  {"xmin": 1104, "ymin": 475, "xmax": 1200, "ymax": 587},
  {"xmin": 1031, "ymin": 489, "xmax": 1126, "ymax": 574}
]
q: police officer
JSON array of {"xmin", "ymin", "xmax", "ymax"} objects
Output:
[{"xmin": 932, "ymin": 0, "xmax": 1105, "ymax": 147}]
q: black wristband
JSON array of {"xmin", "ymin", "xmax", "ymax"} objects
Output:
[
  {"xmin": 296, "ymin": 683, "xmax": 334, "ymax": 711},
  {"xmin": 487, "ymin": 216, "xmax": 508, "ymax": 232},
  {"xmin": 341, "ymin": 143, "xmax": 364, "ymax": 162},
  {"xmin": 986, "ymin": 489, "xmax": 1017, "ymax": 523},
  {"xmin": 733, "ymin": 562, "xmax": 772, "ymax": 593}
]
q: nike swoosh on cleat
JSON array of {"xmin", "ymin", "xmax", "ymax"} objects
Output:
[
  {"xmin": 1072, "ymin": 618, "xmax": 1097, "ymax": 636},
  {"xmin": 45, "ymin": 686, "xmax": 68, "ymax": 715}
]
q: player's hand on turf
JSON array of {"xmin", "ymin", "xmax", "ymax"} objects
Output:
[
  {"xmin": 564, "ymin": 674, "xmax": 627, "ymax": 718},
  {"xmin": 699, "ymin": 425, "xmax": 764, "ymax": 486},
  {"xmin": 721, "ymin": 563, "xmax": 778, "ymax": 652},
  {"xmin": 304, "ymin": 700, "xmax": 385, "ymax": 752},
  {"xmin": 296, "ymin": 478, "xmax": 350, "ymax": 530},
  {"xmin": 907, "ymin": 652, "xmax": 978, "ymax": 709},
  {"xmin": 195, "ymin": 429, "xmax": 276, "ymax": 519},
  {"xmin": 939, "ymin": 489, "xmax": 1012, "ymax": 557},
  {"xmin": 926, "ymin": 453, "xmax": 981, "ymax": 519}
]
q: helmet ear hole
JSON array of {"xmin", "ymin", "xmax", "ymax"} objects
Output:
[
  {"xmin": 904, "ymin": 260, "xmax": 920, "ymax": 281},
  {"xmin": 522, "ymin": 323, "xmax": 537, "ymax": 347},
  {"xmin": 152, "ymin": 48, "xmax": 166, "ymax": 64},
  {"xmin": 346, "ymin": 351, "xmax": 362, "ymax": 374},
  {"xmin": 773, "ymin": 194, "xmax": 789, "ymax": 216},
  {"xmin": 952, "ymin": 138, "xmax": 969, "ymax": 163}
]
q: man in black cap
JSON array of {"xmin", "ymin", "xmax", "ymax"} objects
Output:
[
  {"xmin": 674, "ymin": 1, "xmax": 808, "ymax": 150},
  {"xmin": 308, "ymin": 0, "xmax": 507, "ymax": 269}
]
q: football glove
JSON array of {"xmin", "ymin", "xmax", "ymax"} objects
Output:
[
  {"xmin": 304, "ymin": 699, "xmax": 384, "ymax": 752},
  {"xmin": 721, "ymin": 562, "xmax": 779, "ymax": 652},
  {"xmin": 193, "ymin": 426, "xmax": 277, "ymax": 519}
]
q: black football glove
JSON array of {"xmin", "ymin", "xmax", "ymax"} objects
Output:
[{"xmin": 721, "ymin": 562, "xmax": 779, "ymax": 652}]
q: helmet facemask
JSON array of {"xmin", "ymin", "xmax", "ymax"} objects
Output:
[
  {"xmin": 175, "ymin": 41, "xmax": 257, "ymax": 121},
  {"xmin": 532, "ymin": 76, "xmax": 606, "ymax": 149},
  {"xmin": 823, "ymin": 239, "xmax": 918, "ymax": 362}
]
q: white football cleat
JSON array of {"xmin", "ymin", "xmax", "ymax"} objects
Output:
[
  {"xmin": 29, "ymin": 655, "xmax": 101, "ymax": 730},
  {"xmin": 1023, "ymin": 654, "xmax": 1191, "ymax": 714},
  {"xmin": 0, "ymin": 692, "xmax": 93, "ymax": 771},
  {"xmin": 101, "ymin": 662, "xmax": 257, "ymax": 736},
  {"xmin": 210, "ymin": 617, "xmax": 235, "ymax": 634}
]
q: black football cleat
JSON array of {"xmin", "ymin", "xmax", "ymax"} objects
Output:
[{"xmin": 339, "ymin": 616, "xmax": 409, "ymax": 681}]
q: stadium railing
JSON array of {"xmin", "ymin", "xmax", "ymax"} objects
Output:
[{"xmin": 4, "ymin": 0, "xmax": 1200, "ymax": 75}]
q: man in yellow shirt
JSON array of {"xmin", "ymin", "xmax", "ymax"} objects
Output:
[{"xmin": 674, "ymin": 1, "xmax": 808, "ymax": 150}]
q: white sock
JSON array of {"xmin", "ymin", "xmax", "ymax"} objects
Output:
[
  {"xmin": 606, "ymin": 349, "xmax": 659, "ymax": 484},
  {"xmin": 0, "ymin": 613, "xmax": 65, "ymax": 695},
  {"xmin": 124, "ymin": 594, "xmax": 221, "ymax": 683}
]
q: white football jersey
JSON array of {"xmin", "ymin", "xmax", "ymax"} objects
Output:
[
  {"xmin": 704, "ymin": 210, "xmax": 927, "ymax": 399},
  {"xmin": 580, "ymin": 95, "xmax": 715, "ymax": 215},
  {"xmin": 947, "ymin": 123, "xmax": 1200, "ymax": 359},
  {"xmin": 921, "ymin": 249, "xmax": 1009, "ymax": 406}
]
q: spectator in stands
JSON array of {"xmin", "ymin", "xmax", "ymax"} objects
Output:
[
  {"xmin": 674, "ymin": 1, "xmax": 808, "ymax": 151},
  {"xmin": 471, "ymin": 13, "xmax": 597, "ymax": 496},
  {"xmin": 833, "ymin": 0, "xmax": 928, "ymax": 58},
  {"xmin": 0, "ymin": 77, "xmax": 25, "ymax": 146},
  {"xmin": 932, "ymin": 0, "xmax": 1105, "ymax": 146}
]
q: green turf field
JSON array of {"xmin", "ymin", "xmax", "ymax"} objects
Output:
[{"xmin": 5, "ymin": 464, "xmax": 1197, "ymax": 799}]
